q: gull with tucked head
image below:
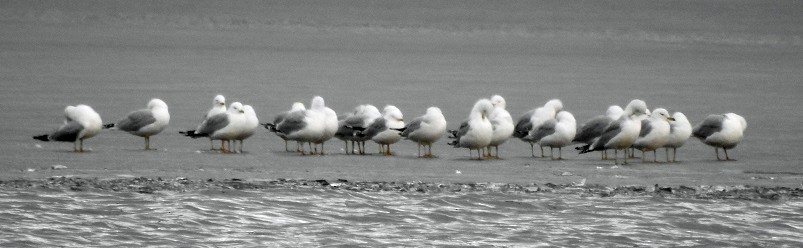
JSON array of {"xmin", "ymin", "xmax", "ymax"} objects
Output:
[{"xmin": 33, "ymin": 104, "xmax": 103, "ymax": 152}]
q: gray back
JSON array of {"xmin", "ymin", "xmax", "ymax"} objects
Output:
[
  {"xmin": 117, "ymin": 110, "xmax": 156, "ymax": 132},
  {"xmin": 692, "ymin": 114, "xmax": 724, "ymax": 139},
  {"xmin": 198, "ymin": 113, "xmax": 230, "ymax": 135}
]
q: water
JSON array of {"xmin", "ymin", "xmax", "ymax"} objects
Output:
[
  {"xmin": 2, "ymin": 0, "xmax": 803, "ymax": 246},
  {"xmin": 0, "ymin": 188, "xmax": 801, "ymax": 247}
]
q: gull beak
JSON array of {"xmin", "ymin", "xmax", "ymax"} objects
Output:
[
  {"xmin": 666, "ymin": 117, "xmax": 676, "ymax": 121},
  {"xmin": 239, "ymin": 110, "xmax": 245, "ymax": 113}
]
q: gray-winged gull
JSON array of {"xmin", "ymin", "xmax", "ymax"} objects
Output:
[
  {"xmin": 33, "ymin": 104, "xmax": 103, "ymax": 152},
  {"xmin": 692, "ymin": 113, "xmax": 746, "ymax": 160},
  {"xmin": 579, "ymin": 99, "xmax": 649, "ymax": 165},
  {"xmin": 573, "ymin": 105, "xmax": 623, "ymax": 160},
  {"xmin": 360, "ymin": 105, "xmax": 404, "ymax": 156},
  {"xmin": 448, "ymin": 99, "xmax": 494, "ymax": 160},
  {"xmin": 633, "ymin": 108, "xmax": 674, "ymax": 162},
  {"xmin": 264, "ymin": 102, "xmax": 305, "ymax": 152},
  {"xmin": 395, "ymin": 107, "xmax": 447, "ymax": 158},
  {"xmin": 106, "ymin": 98, "xmax": 170, "ymax": 150},
  {"xmin": 182, "ymin": 102, "xmax": 246, "ymax": 153},
  {"xmin": 530, "ymin": 111, "xmax": 576, "ymax": 160}
]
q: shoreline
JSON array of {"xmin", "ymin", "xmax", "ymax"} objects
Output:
[{"xmin": 2, "ymin": 176, "xmax": 801, "ymax": 201}]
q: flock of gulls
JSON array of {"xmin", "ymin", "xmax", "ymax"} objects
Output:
[{"xmin": 33, "ymin": 95, "xmax": 747, "ymax": 165}]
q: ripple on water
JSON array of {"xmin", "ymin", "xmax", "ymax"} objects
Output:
[{"xmin": 0, "ymin": 188, "xmax": 801, "ymax": 246}]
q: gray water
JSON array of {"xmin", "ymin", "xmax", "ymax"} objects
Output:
[
  {"xmin": 2, "ymin": 0, "xmax": 803, "ymax": 246},
  {"xmin": 1, "ymin": 188, "xmax": 801, "ymax": 247}
]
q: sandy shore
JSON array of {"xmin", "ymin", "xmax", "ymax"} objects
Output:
[{"xmin": 2, "ymin": 176, "xmax": 801, "ymax": 201}]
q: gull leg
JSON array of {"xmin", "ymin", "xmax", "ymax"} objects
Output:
[
  {"xmin": 724, "ymin": 148, "xmax": 734, "ymax": 161},
  {"xmin": 715, "ymin": 148, "xmax": 721, "ymax": 160},
  {"xmin": 530, "ymin": 143, "xmax": 535, "ymax": 157},
  {"xmin": 665, "ymin": 148, "xmax": 670, "ymax": 162},
  {"xmin": 641, "ymin": 150, "xmax": 646, "ymax": 162},
  {"xmin": 614, "ymin": 149, "xmax": 619, "ymax": 165},
  {"xmin": 672, "ymin": 148, "xmax": 677, "ymax": 162},
  {"xmin": 653, "ymin": 150, "xmax": 658, "ymax": 163},
  {"xmin": 623, "ymin": 149, "xmax": 629, "ymax": 165}
]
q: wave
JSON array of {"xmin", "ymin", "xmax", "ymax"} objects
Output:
[{"xmin": 1, "ymin": 0, "xmax": 801, "ymax": 47}]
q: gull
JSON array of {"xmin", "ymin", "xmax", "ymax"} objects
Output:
[
  {"xmin": 524, "ymin": 99, "xmax": 564, "ymax": 157},
  {"xmin": 663, "ymin": 111, "xmax": 691, "ymax": 162},
  {"xmin": 633, "ymin": 108, "xmax": 674, "ymax": 162},
  {"xmin": 692, "ymin": 113, "xmax": 747, "ymax": 161},
  {"xmin": 579, "ymin": 99, "xmax": 649, "ymax": 165},
  {"xmin": 106, "ymin": 98, "xmax": 170, "ymax": 150},
  {"xmin": 394, "ymin": 107, "xmax": 447, "ymax": 158},
  {"xmin": 360, "ymin": 105, "xmax": 405, "ymax": 156},
  {"xmin": 33, "ymin": 104, "xmax": 102, "ymax": 152},
  {"xmin": 309, "ymin": 96, "xmax": 339, "ymax": 155},
  {"xmin": 335, "ymin": 104, "xmax": 381, "ymax": 154},
  {"xmin": 530, "ymin": 111, "xmax": 576, "ymax": 160},
  {"xmin": 182, "ymin": 102, "xmax": 246, "ymax": 153},
  {"xmin": 486, "ymin": 95, "xmax": 514, "ymax": 158},
  {"xmin": 573, "ymin": 105, "xmax": 623, "ymax": 160},
  {"xmin": 264, "ymin": 102, "xmax": 305, "ymax": 152},
  {"xmin": 202, "ymin": 95, "xmax": 226, "ymax": 149},
  {"xmin": 232, "ymin": 104, "xmax": 259, "ymax": 153},
  {"xmin": 274, "ymin": 98, "xmax": 326, "ymax": 155},
  {"xmin": 448, "ymin": 99, "xmax": 494, "ymax": 160}
]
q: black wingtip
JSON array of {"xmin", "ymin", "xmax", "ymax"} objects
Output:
[
  {"xmin": 448, "ymin": 130, "xmax": 458, "ymax": 139},
  {"xmin": 577, "ymin": 144, "xmax": 593, "ymax": 154},
  {"xmin": 181, "ymin": 130, "xmax": 209, "ymax": 139},
  {"xmin": 103, "ymin": 123, "xmax": 115, "ymax": 129},
  {"xmin": 349, "ymin": 126, "xmax": 366, "ymax": 132},
  {"xmin": 33, "ymin": 134, "xmax": 49, "ymax": 142}
]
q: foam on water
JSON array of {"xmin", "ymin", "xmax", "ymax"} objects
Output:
[{"xmin": 0, "ymin": 188, "xmax": 801, "ymax": 246}]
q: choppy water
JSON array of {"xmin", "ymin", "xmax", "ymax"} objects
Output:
[{"xmin": 1, "ymin": 188, "xmax": 801, "ymax": 247}]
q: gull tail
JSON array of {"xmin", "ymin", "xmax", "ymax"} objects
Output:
[
  {"xmin": 103, "ymin": 123, "xmax": 115, "ymax": 129},
  {"xmin": 391, "ymin": 127, "xmax": 407, "ymax": 137},
  {"xmin": 355, "ymin": 131, "xmax": 367, "ymax": 138},
  {"xmin": 448, "ymin": 130, "xmax": 458, "ymax": 139},
  {"xmin": 577, "ymin": 144, "xmax": 594, "ymax": 154},
  {"xmin": 180, "ymin": 130, "xmax": 207, "ymax": 138},
  {"xmin": 263, "ymin": 123, "xmax": 277, "ymax": 132},
  {"xmin": 33, "ymin": 134, "xmax": 49, "ymax": 142}
]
